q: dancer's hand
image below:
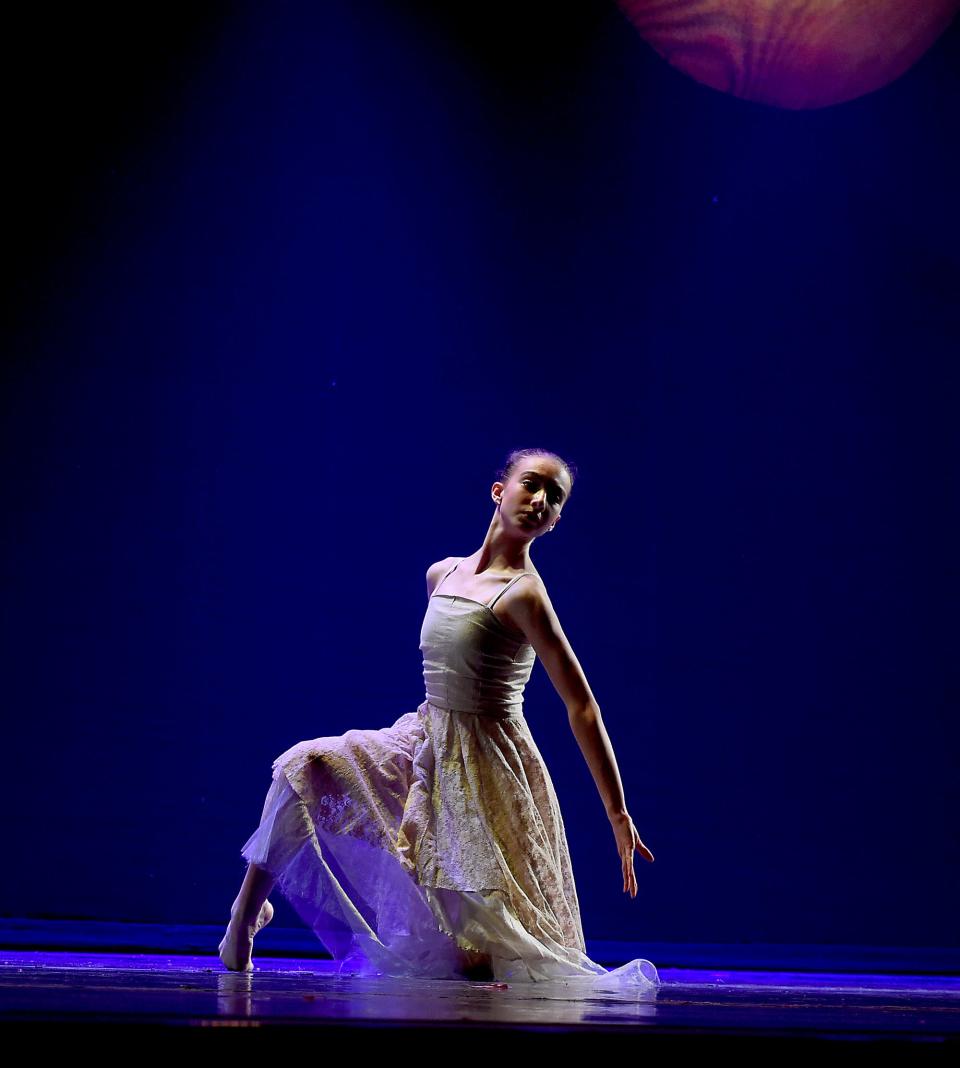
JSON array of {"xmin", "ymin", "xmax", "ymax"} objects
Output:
[{"xmin": 608, "ymin": 810, "xmax": 654, "ymax": 898}]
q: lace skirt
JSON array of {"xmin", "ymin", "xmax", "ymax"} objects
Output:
[{"xmin": 240, "ymin": 699, "xmax": 660, "ymax": 994}]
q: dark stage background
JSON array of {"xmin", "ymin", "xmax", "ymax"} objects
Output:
[{"xmin": 2, "ymin": 1, "xmax": 957, "ymax": 950}]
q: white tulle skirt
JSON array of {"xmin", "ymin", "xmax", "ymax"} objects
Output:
[{"xmin": 240, "ymin": 700, "xmax": 660, "ymax": 995}]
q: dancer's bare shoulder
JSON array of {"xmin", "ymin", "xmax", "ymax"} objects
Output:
[{"xmin": 508, "ymin": 574, "xmax": 597, "ymax": 713}]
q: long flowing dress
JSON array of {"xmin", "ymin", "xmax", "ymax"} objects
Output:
[{"xmin": 239, "ymin": 558, "xmax": 660, "ymax": 994}]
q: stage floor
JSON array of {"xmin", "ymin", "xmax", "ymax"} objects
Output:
[{"xmin": 1, "ymin": 948, "xmax": 959, "ymax": 1053}]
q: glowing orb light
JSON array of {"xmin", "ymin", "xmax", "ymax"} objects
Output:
[{"xmin": 617, "ymin": 0, "xmax": 960, "ymax": 109}]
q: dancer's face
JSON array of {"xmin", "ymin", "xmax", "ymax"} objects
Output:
[{"xmin": 494, "ymin": 458, "xmax": 570, "ymax": 538}]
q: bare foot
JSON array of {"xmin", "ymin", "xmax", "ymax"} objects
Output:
[{"xmin": 218, "ymin": 899, "xmax": 274, "ymax": 972}]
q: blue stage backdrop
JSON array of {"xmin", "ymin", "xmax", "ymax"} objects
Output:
[{"xmin": 2, "ymin": 1, "xmax": 957, "ymax": 949}]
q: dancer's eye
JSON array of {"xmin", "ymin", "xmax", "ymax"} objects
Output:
[{"xmin": 523, "ymin": 478, "xmax": 562, "ymax": 504}]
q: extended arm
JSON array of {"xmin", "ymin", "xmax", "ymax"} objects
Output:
[
  {"xmin": 566, "ymin": 698, "xmax": 629, "ymax": 819},
  {"xmin": 509, "ymin": 577, "xmax": 655, "ymax": 897}
]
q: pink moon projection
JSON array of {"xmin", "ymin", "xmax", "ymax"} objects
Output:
[{"xmin": 616, "ymin": 0, "xmax": 960, "ymax": 109}]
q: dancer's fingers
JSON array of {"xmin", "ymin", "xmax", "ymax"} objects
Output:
[{"xmin": 622, "ymin": 852, "xmax": 636, "ymax": 896}]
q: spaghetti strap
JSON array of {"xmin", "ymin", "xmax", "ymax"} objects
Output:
[
  {"xmin": 435, "ymin": 559, "xmax": 535, "ymax": 609},
  {"xmin": 431, "ymin": 557, "xmax": 462, "ymax": 597},
  {"xmin": 487, "ymin": 571, "xmax": 536, "ymax": 610}
]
